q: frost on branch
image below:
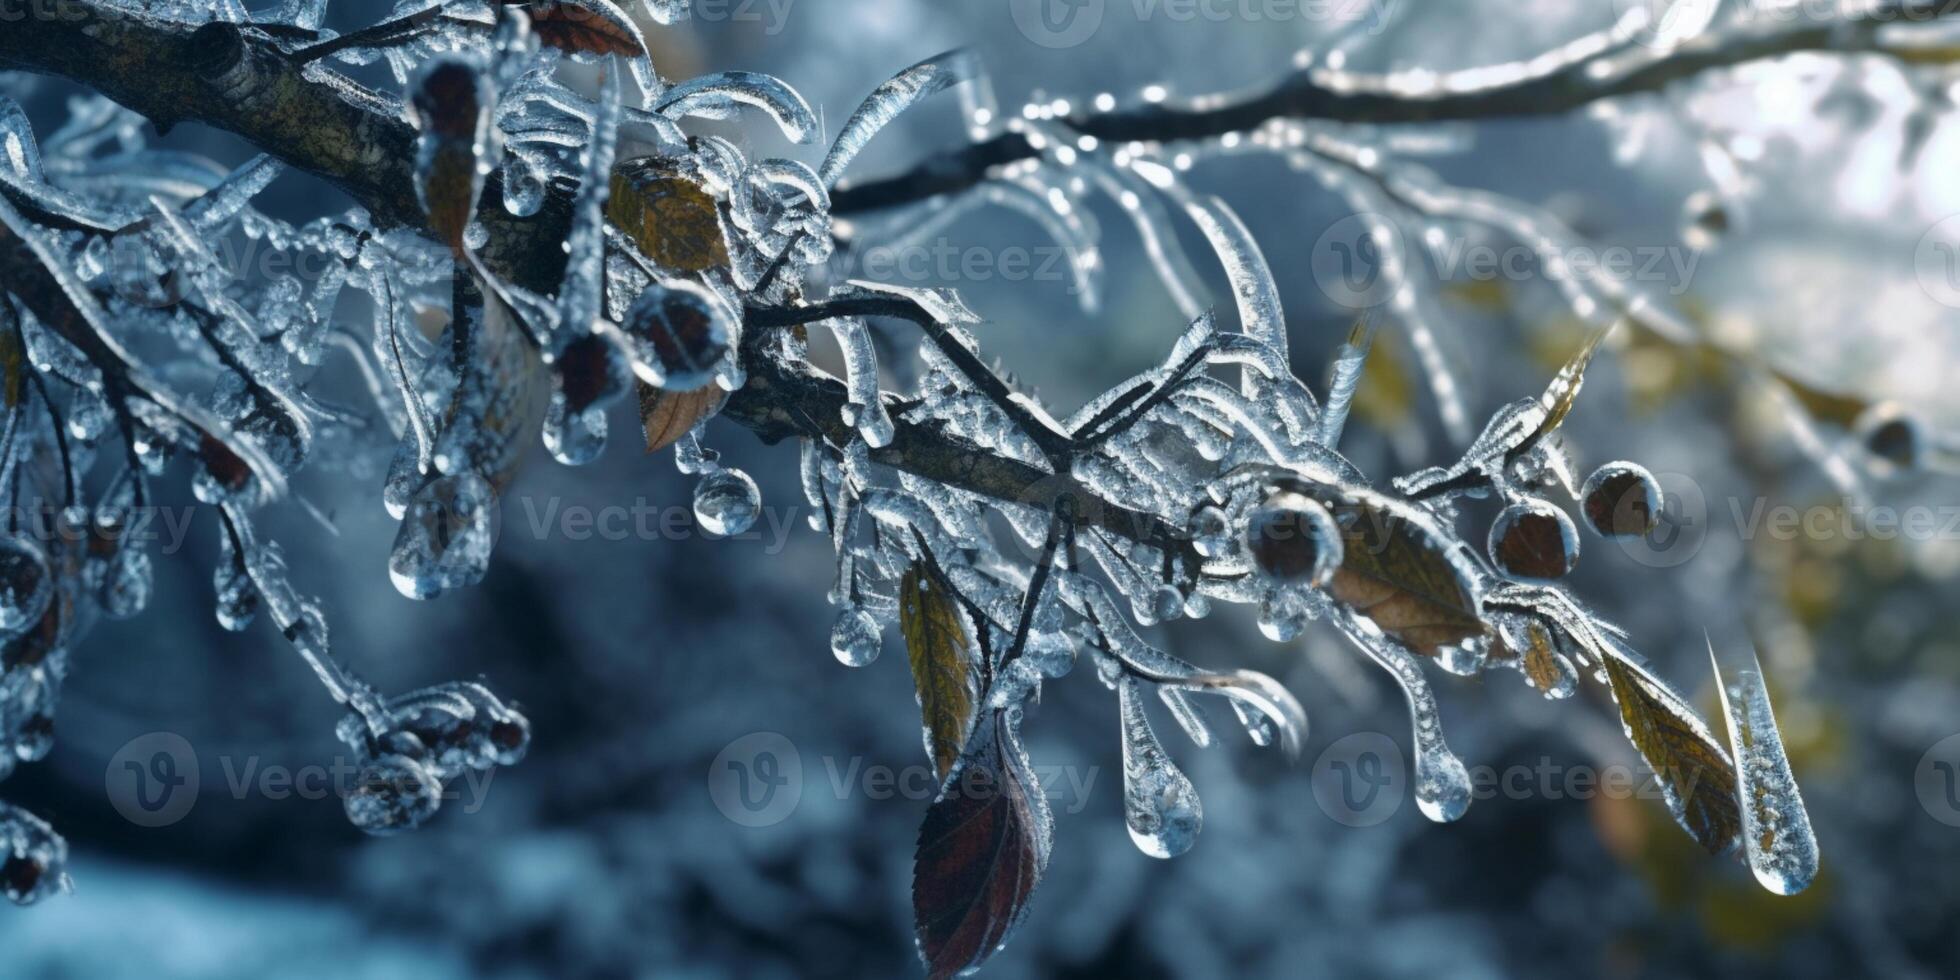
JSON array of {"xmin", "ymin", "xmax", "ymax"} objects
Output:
[{"xmin": 0, "ymin": 0, "xmax": 1909, "ymax": 971}]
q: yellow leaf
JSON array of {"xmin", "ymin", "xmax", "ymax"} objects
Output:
[
  {"xmin": 608, "ymin": 157, "xmax": 729, "ymax": 274},
  {"xmin": 0, "ymin": 327, "xmax": 22, "ymax": 408},
  {"xmin": 899, "ymin": 561, "xmax": 978, "ymax": 783}
]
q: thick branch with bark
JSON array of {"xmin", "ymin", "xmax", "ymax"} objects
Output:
[{"xmin": 0, "ymin": 4, "xmax": 1171, "ymax": 545}]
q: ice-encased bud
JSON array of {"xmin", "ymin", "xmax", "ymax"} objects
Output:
[
  {"xmin": 623, "ymin": 279, "xmax": 732, "ymax": 392},
  {"xmin": 1489, "ymin": 498, "xmax": 1579, "ymax": 581},
  {"xmin": 1244, "ymin": 491, "xmax": 1342, "ymax": 588}
]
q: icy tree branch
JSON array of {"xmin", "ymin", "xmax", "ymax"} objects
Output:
[
  {"xmin": 831, "ymin": 0, "xmax": 1960, "ymax": 214},
  {"xmin": 0, "ymin": 4, "xmax": 1180, "ymax": 553}
]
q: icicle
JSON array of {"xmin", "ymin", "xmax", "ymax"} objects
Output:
[
  {"xmin": 653, "ymin": 72, "xmax": 818, "ymax": 144},
  {"xmin": 555, "ymin": 67, "xmax": 623, "ymax": 352},
  {"xmin": 824, "ymin": 316, "xmax": 894, "ymax": 448},
  {"xmin": 0, "ymin": 803, "xmax": 68, "ymax": 905},
  {"xmin": 1317, "ymin": 312, "xmax": 1377, "ymax": 447},
  {"xmin": 819, "ymin": 49, "xmax": 982, "ymax": 186},
  {"xmin": 0, "ymin": 96, "xmax": 43, "ymax": 182},
  {"xmin": 1709, "ymin": 636, "xmax": 1819, "ymax": 896},
  {"xmin": 389, "ymin": 472, "xmax": 497, "ymax": 600},
  {"xmin": 1089, "ymin": 161, "xmax": 1207, "ymax": 321},
  {"xmin": 1337, "ymin": 611, "xmax": 1472, "ymax": 822},
  {"xmin": 1118, "ymin": 675, "xmax": 1203, "ymax": 858},
  {"xmin": 183, "ymin": 153, "xmax": 286, "ymax": 233}
]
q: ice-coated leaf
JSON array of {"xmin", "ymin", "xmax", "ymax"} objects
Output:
[
  {"xmin": 408, "ymin": 58, "xmax": 494, "ymax": 258},
  {"xmin": 1598, "ymin": 638, "xmax": 1741, "ymax": 856},
  {"xmin": 900, "ymin": 560, "xmax": 978, "ymax": 783},
  {"xmin": 912, "ymin": 707, "xmax": 1049, "ymax": 980},
  {"xmin": 636, "ymin": 379, "xmax": 723, "ymax": 453},
  {"xmin": 608, "ymin": 157, "xmax": 730, "ymax": 273},
  {"xmin": 1314, "ymin": 486, "xmax": 1487, "ymax": 657},
  {"xmin": 516, "ymin": 0, "xmax": 648, "ymax": 59}
]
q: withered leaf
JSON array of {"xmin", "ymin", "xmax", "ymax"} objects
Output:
[
  {"xmin": 1600, "ymin": 651, "xmax": 1741, "ymax": 855},
  {"xmin": 637, "ymin": 379, "xmax": 723, "ymax": 452},
  {"xmin": 1518, "ymin": 621, "xmax": 1564, "ymax": 694},
  {"xmin": 0, "ymin": 325, "xmax": 22, "ymax": 409},
  {"xmin": 608, "ymin": 157, "xmax": 730, "ymax": 273},
  {"xmin": 913, "ymin": 709, "xmax": 1050, "ymax": 980},
  {"xmin": 408, "ymin": 61, "xmax": 489, "ymax": 259},
  {"xmin": 900, "ymin": 560, "xmax": 977, "ymax": 783},
  {"xmin": 517, "ymin": 0, "xmax": 648, "ymax": 58},
  {"xmin": 1317, "ymin": 487, "xmax": 1487, "ymax": 656}
]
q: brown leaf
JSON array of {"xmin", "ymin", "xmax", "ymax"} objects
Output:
[
  {"xmin": 519, "ymin": 0, "xmax": 647, "ymax": 60},
  {"xmin": 608, "ymin": 157, "xmax": 730, "ymax": 273},
  {"xmin": 637, "ymin": 379, "xmax": 723, "ymax": 453},
  {"xmin": 408, "ymin": 61, "xmax": 489, "ymax": 258},
  {"xmin": 0, "ymin": 326, "xmax": 22, "ymax": 409},
  {"xmin": 1318, "ymin": 488, "xmax": 1487, "ymax": 656},
  {"xmin": 900, "ymin": 560, "xmax": 977, "ymax": 783},
  {"xmin": 1518, "ymin": 621, "xmax": 1564, "ymax": 694},
  {"xmin": 913, "ymin": 709, "xmax": 1049, "ymax": 980},
  {"xmin": 1601, "ymin": 651, "xmax": 1741, "ymax": 855}
]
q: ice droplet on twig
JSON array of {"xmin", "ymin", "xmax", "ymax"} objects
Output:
[{"xmin": 1118, "ymin": 675, "xmax": 1202, "ymax": 858}]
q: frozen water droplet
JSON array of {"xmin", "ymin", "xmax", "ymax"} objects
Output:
[
  {"xmin": 830, "ymin": 607, "xmax": 881, "ymax": 666},
  {"xmin": 1580, "ymin": 461, "xmax": 1662, "ymax": 537},
  {"xmin": 0, "ymin": 536, "xmax": 52, "ymax": 636},
  {"xmin": 1148, "ymin": 584, "xmax": 1184, "ymax": 623},
  {"xmin": 389, "ymin": 473, "xmax": 497, "ymax": 600},
  {"xmin": 1190, "ymin": 505, "xmax": 1231, "ymax": 559},
  {"xmin": 1257, "ymin": 589, "xmax": 1307, "ymax": 643},
  {"xmin": 694, "ymin": 467, "xmax": 759, "ymax": 536},
  {"xmin": 1119, "ymin": 677, "xmax": 1202, "ymax": 858},
  {"xmin": 344, "ymin": 753, "xmax": 443, "ymax": 835},
  {"xmin": 1246, "ymin": 491, "xmax": 1341, "ymax": 587},
  {"xmin": 1488, "ymin": 498, "xmax": 1578, "ymax": 581}
]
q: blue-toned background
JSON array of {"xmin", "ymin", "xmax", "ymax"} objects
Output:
[{"xmin": 4, "ymin": 1, "xmax": 1959, "ymax": 976}]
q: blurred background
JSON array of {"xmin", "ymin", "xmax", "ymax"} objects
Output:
[{"xmin": 5, "ymin": 0, "xmax": 1960, "ymax": 976}]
